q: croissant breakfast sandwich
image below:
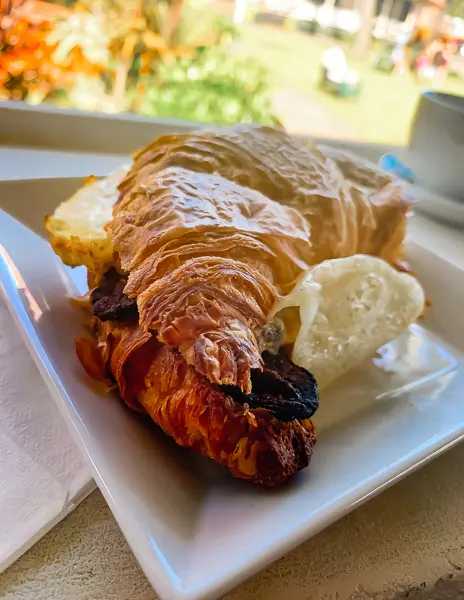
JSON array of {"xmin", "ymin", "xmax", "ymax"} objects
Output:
[{"xmin": 46, "ymin": 125, "xmax": 425, "ymax": 486}]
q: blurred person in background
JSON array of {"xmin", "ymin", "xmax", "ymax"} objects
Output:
[
  {"xmin": 391, "ymin": 40, "xmax": 408, "ymax": 75},
  {"xmin": 322, "ymin": 44, "xmax": 349, "ymax": 79},
  {"xmin": 415, "ymin": 36, "xmax": 452, "ymax": 88},
  {"xmin": 320, "ymin": 44, "xmax": 359, "ymax": 96},
  {"xmin": 406, "ymin": 26, "xmax": 430, "ymax": 72},
  {"xmin": 431, "ymin": 36, "xmax": 452, "ymax": 88}
]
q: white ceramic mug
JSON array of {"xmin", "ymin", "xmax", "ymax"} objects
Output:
[{"xmin": 407, "ymin": 91, "xmax": 464, "ymax": 202}]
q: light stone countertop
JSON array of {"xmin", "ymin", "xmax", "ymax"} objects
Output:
[{"xmin": 1, "ymin": 445, "xmax": 464, "ymax": 600}]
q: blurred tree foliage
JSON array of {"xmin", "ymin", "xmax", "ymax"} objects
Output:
[
  {"xmin": 48, "ymin": 0, "xmax": 202, "ymax": 110},
  {"xmin": 0, "ymin": 0, "xmax": 277, "ymax": 125},
  {"xmin": 132, "ymin": 46, "xmax": 276, "ymax": 125},
  {"xmin": 0, "ymin": 0, "xmax": 102, "ymax": 101}
]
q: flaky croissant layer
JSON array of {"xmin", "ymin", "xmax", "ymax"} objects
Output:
[
  {"xmin": 77, "ymin": 320, "xmax": 317, "ymax": 486},
  {"xmin": 108, "ymin": 165, "xmax": 314, "ymax": 392}
]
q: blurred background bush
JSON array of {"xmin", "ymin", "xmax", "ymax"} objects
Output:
[{"xmin": 0, "ymin": 0, "xmax": 278, "ymax": 124}]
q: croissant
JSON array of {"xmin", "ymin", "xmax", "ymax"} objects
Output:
[
  {"xmin": 46, "ymin": 124, "xmax": 414, "ymax": 486},
  {"xmin": 76, "ymin": 317, "xmax": 317, "ymax": 486},
  {"xmin": 107, "ymin": 165, "xmax": 313, "ymax": 392},
  {"xmin": 121, "ymin": 124, "xmax": 411, "ymax": 268}
]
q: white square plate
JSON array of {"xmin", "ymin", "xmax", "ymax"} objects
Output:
[{"xmin": 1, "ymin": 180, "xmax": 464, "ymax": 600}]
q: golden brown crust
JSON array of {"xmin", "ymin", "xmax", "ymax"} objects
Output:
[
  {"xmin": 109, "ymin": 164, "xmax": 312, "ymax": 294},
  {"xmin": 118, "ymin": 125, "xmax": 411, "ymax": 267},
  {"xmin": 137, "ymin": 257, "xmax": 275, "ymax": 392},
  {"xmin": 82, "ymin": 320, "xmax": 316, "ymax": 486},
  {"xmin": 108, "ymin": 165, "xmax": 313, "ymax": 391}
]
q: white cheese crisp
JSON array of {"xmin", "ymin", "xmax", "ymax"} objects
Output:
[{"xmin": 273, "ymin": 255, "xmax": 425, "ymax": 389}]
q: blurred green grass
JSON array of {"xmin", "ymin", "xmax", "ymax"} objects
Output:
[{"xmin": 240, "ymin": 23, "xmax": 464, "ymax": 145}]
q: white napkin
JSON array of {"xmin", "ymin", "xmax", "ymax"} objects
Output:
[{"xmin": 0, "ymin": 297, "xmax": 94, "ymax": 572}]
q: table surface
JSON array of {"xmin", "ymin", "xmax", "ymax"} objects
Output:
[
  {"xmin": 1, "ymin": 446, "xmax": 464, "ymax": 600},
  {"xmin": 1, "ymin": 145, "xmax": 464, "ymax": 600}
]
